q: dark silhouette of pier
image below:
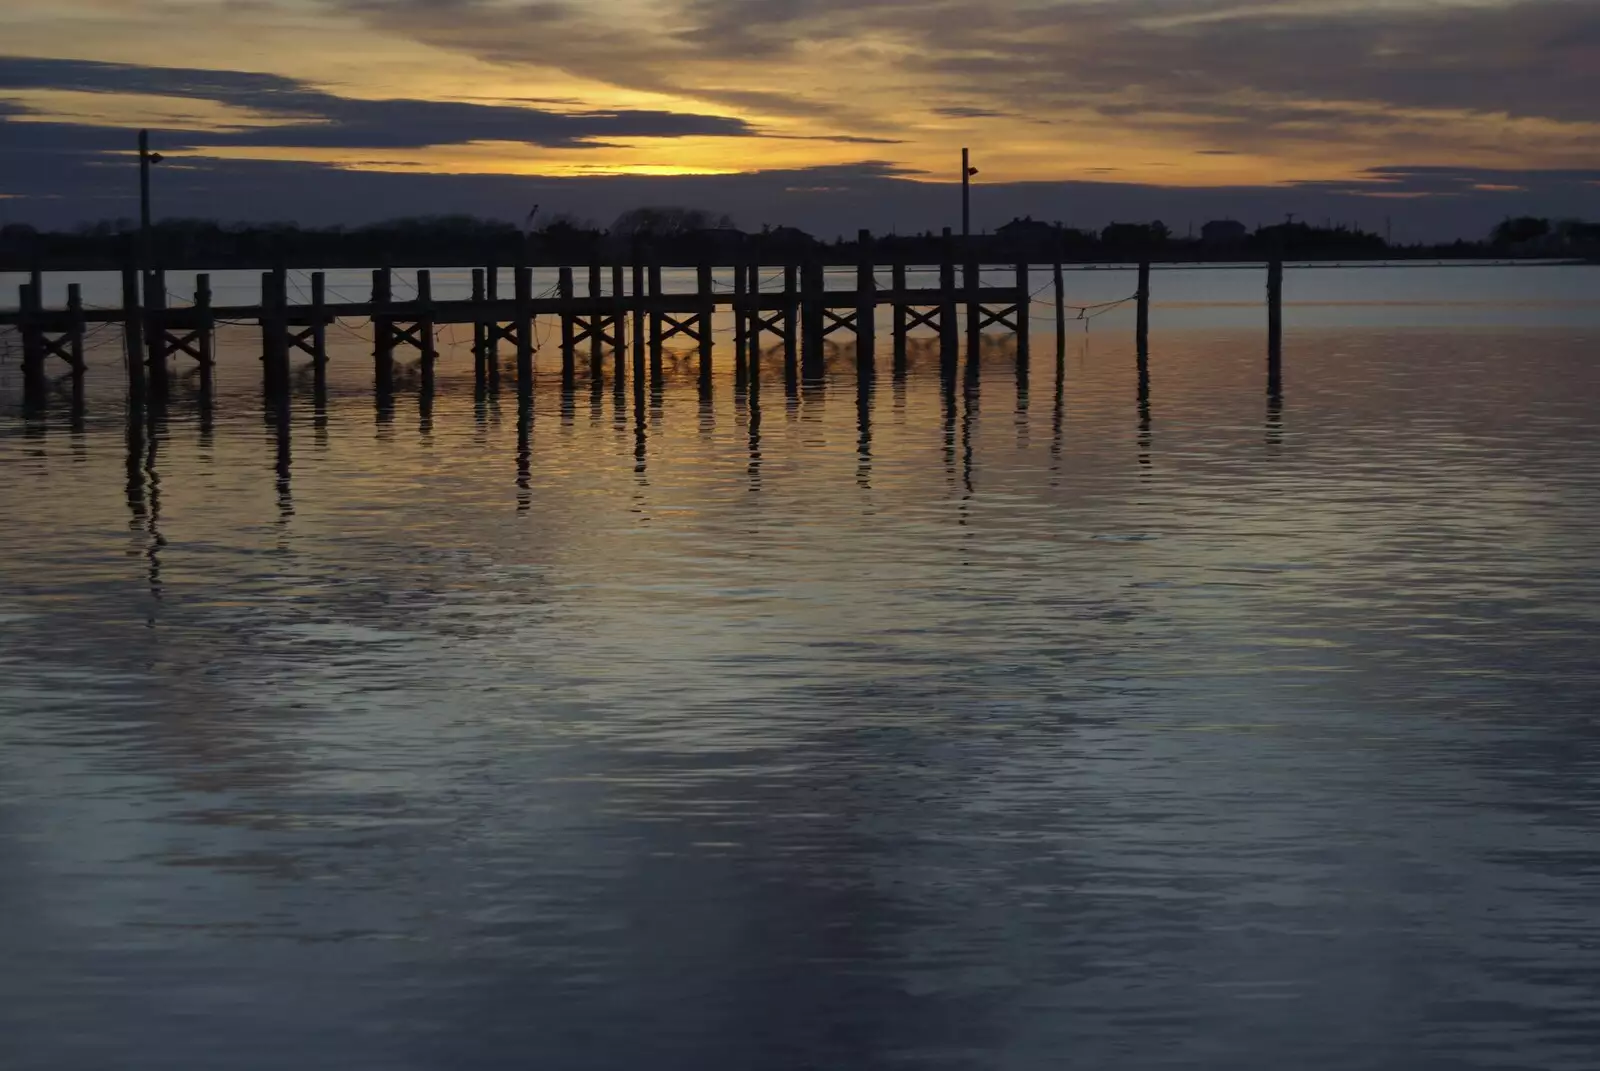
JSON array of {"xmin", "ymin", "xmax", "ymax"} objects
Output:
[{"xmin": 4, "ymin": 228, "xmax": 1300, "ymax": 412}]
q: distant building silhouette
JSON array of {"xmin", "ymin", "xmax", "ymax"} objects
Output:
[
  {"xmin": 1201, "ymin": 219, "xmax": 1248, "ymax": 247},
  {"xmin": 996, "ymin": 216, "xmax": 1056, "ymax": 241}
]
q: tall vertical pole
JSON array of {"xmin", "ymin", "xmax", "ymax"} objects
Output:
[
  {"xmin": 961, "ymin": 147, "xmax": 971, "ymax": 239},
  {"xmin": 138, "ymin": 130, "xmax": 153, "ymax": 271}
]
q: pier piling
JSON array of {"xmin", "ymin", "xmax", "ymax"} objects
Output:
[
  {"xmin": 1267, "ymin": 259, "xmax": 1284, "ymax": 366},
  {"xmin": 514, "ymin": 265, "xmax": 533, "ymax": 389},
  {"xmin": 1136, "ymin": 260, "xmax": 1151, "ymax": 355},
  {"xmin": 697, "ymin": 262, "xmax": 715, "ymax": 397},
  {"xmin": 856, "ymin": 231, "xmax": 876, "ymax": 377},
  {"xmin": 372, "ymin": 267, "xmax": 394, "ymax": 395},
  {"xmin": 121, "ymin": 260, "xmax": 146, "ymax": 400}
]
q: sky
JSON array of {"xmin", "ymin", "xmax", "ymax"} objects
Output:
[{"xmin": 1, "ymin": 0, "xmax": 1597, "ymax": 240}]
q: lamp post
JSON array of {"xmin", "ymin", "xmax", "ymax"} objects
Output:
[
  {"xmin": 137, "ymin": 129, "xmax": 164, "ymax": 315},
  {"xmin": 961, "ymin": 148, "xmax": 979, "ymax": 238},
  {"xmin": 137, "ymin": 130, "xmax": 163, "ymax": 268}
]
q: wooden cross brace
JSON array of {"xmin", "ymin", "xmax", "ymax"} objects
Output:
[
  {"xmin": 39, "ymin": 334, "xmax": 82, "ymax": 366},
  {"xmin": 388, "ymin": 321, "xmax": 434, "ymax": 352},
  {"xmin": 902, "ymin": 306, "xmax": 942, "ymax": 332},
  {"xmin": 484, "ymin": 321, "xmax": 524, "ymax": 346},
  {"xmin": 287, "ymin": 327, "xmax": 320, "ymax": 357},
  {"xmin": 752, "ymin": 311, "xmax": 788, "ymax": 335},
  {"xmin": 657, "ymin": 313, "xmax": 705, "ymax": 343},
  {"xmin": 976, "ymin": 306, "xmax": 1020, "ymax": 333},
  {"xmin": 570, "ymin": 315, "xmax": 622, "ymax": 349},
  {"xmin": 820, "ymin": 308, "xmax": 858, "ymax": 336},
  {"xmin": 160, "ymin": 331, "xmax": 209, "ymax": 362}
]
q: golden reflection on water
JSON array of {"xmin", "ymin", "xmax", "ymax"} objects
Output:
[{"xmin": 3, "ymin": 300, "xmax": 1600, "ymax": 1069}]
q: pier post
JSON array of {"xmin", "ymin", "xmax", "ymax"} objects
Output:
[
  {"xmin": 67, "ymin": 283, "xmax": 86, "ymax": 378},
  {"xmin": 612, "ymin": 263, "xmax": 627, "ymax": 388},
  {"xmin": 939, "ymin": 232, "xmax": 958, "ymax": 379},
  {"xmin": 487, "ymin": 261, "xmax": 503, "ymax": 388},
  {"xmin": 515, "ymin": 265, "xmax": 533, "ymax": 389},
  {"xmin": 471, "ymin": 268, "xmax": 487, "ymax": 386},
  {"xmin": 631, "ymin": 257, "xmax": 646, "ymax": 377},
  {"xmin": 310, "ymin": 271, "xmax": 328, "ymax": 369},
  {"xmin": 589, "ymin": 262, "xmax": 604, "ymax": 385},
  {"xmin": 559, "ymin": 266, "xmax": 576, "ymax": 387},
  {"xmin": 964, "ymin": 258, "xmax": 980, "ymax": 362},
  {"xmin": 1053, "ymin": 261, "xmax": 1066, "ymax": 362},
  {"xmin": 18, "ymin": 280, "xmax": 44, "ymax": 406},
  {"xmin": 648, "ymin": 263, "xmax": 664, "ymax": 384},
  {"xmin": 891, "ymin": 262, "xmax": 908, "ymax": 379},
  {"xmin": 1015, "ymin": 262, "xmax": 1031, "ymax": 370},
  {"xmin": 1136, "ymin": 260, "xmax": 1151, "ymax": 355},
  {"xmin": 146, "ymin": 268, "xmax": 169, "ymax": 398},
  {"xmin": 801, "ymin": 257, "xmax": 825, "ymax": 382},
  {"xmin": 746, "ymin": 263, "xmax": 762, "ymax": 387},
  {"xmin": 121, "ymin": 257, "xmax": 146, "ymax": 400},
  {"xmin": 856, "ymin": 230, "xmax": 876, "ymax": 377},
  {"xmin": 194, "ymin": 274, "xmax": 214, "ymax": 372},
  {"xmin": 372, "ymin": 267, "xmax": 394, "ymax": 395},
  {"xmin": 261, "ymin": 269, "xmax": 290, "ymax": 398},
  {"xmin": 1267, "ymin": 258, "xmax": 1284, "ymax": 368},
  {"xmin": 416, "ymin": 269, "xmax": 437, "ymax": 387},
  {"xmin": 697, "ymin": 261, "xmax": 714, "ymax": 396},
  {"xmin": 733, "ymin": 259, "xmax": 748, "ymax": 391},
  {"xmin": 782, "ymin": 263, "xmax": 799, "ymax": 388}
]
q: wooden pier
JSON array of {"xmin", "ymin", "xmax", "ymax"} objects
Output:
[{"xmin": 4, "ymin": 230, "xmax": 1291, "ymax": 408}]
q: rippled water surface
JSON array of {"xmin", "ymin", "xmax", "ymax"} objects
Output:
[{"xmin": 3, "ymin": 265, "xmax": 1600, "ymax": 1070}]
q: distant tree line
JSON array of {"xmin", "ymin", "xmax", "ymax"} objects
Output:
[{"xmin": 2, "ymin": 209, "xmax": 1596, "ymax": 270}]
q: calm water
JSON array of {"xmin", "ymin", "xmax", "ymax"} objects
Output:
[{"xmin": 3, "ymin": 265, "xmax": 1600, "ymax": 1070}]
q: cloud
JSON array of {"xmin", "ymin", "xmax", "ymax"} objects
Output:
[
  {"xmin": 932, "ymin": 107, "xmax": 1007, "ymax": 119},
  {"xmin": 0, "ymin": 54, "xmax": 759, "ymax": 151},
  {"xmin": 315, "ymin": 0, "xmax": 1600, "ymax": 165}
]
